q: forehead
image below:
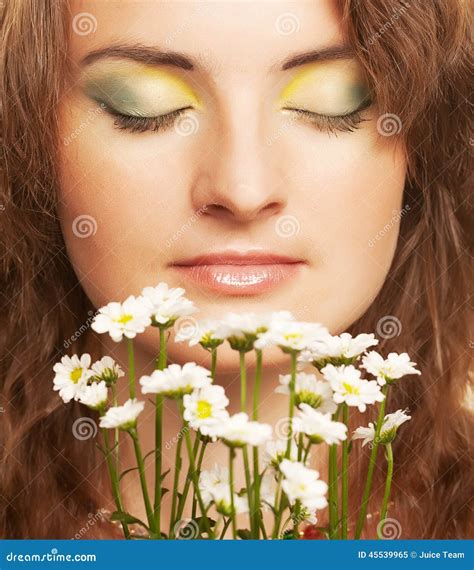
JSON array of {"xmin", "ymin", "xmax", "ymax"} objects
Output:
[{"xmin": 68, "ymin": 0, "xmax": 345, "ymax": 75}]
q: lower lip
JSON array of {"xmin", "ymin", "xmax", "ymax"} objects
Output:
[{"xmin": 172, "ymin": 263, "xmax": 304, "ymax": 295}]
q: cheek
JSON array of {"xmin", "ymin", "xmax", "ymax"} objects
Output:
[
  {"xmin": 56, "ymin": 102, "xmax": 191, "ymax": 304},
  {"xmin": 287, "ymin": 126, "xmax": 406, "ymax": 330}
]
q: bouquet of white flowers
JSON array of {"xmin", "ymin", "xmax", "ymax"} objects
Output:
[{"xmin": 53, "ymin": 282, "xmax": 419, "ymax": 540}]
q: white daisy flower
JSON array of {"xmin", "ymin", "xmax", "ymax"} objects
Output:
[
  {"xmin": 300, "ymin": 332, "xmax": 379, "ymax": 368},
  {"xmin": 141, "ymin": 282, "xmax": 197, "ymax": 328},
  {"xmin": 321, "ymin": 364, "xmax": 385, "ymax": 413},
  {"xmin": 215, "ymin": 312, "xmax": 293, "ymax": 352},
  {"xmin": 353, "ymin": 408, "xmax": 411, "ymax": 446},
  {"xmin": 175, "ymin": 319, "xmax": 224, "ymax": 350},
  {"xmin": 91, "ymin": 356, "xmax": 124, "ymax": 385},
  {"xmin": 183, "ymin": 384, "xmax": 229, "ymax": 438},
  {"xmin": 280, "ymin": 459, "xmax": 328, "ymax": 515},
  {"xmin": 212, "ymin": 485, "xmax": 249, "ymax": 517},
  {"xmin": 263, "ymin": 438, "xmax": 299, "ymax": 469},
  {"xmin": 198, "ymin": 464, "xmax": 248, "ymax": 515},
  {"xmin": 276, "ymin": 372, "xmax": 337, "ymax": 414},
  {"xmin": 213, "ymin": 413, "xmax": 272, "ymax": 448},
  {"xmin": 199, "ymin": 464, "xmax": 230, "ymax": 508},
  {"xmin": 259, "ymin": 472, "xmax": 277, "ymax": 511},
  {"xmin": 254, "ymin": 320, "xmax": 328, "ymax": 353},
  {"xmin": 91, "ymin": 295, "xmax": 152, "ymax": 342},
  {"xmin": 139, "ymin": 362, "xmax": 212, "ymax": 398},
  {"xmin": 293, "ymin": 404, "xmax": 347, "ymax": 445},
  {"xmin": 78, "ymin": 380, "xmax": 108, "ymax": 410},
  {"xmin": 53, "ymin": 353, "xmax": 93, "ymax": 403},
  {"xmin": 99, "ymin": 398, "xmax": 145, "ymax": 430},
  {"xmin": 361, "ymin": 351, "xmax": 421, "ymax": 385}
]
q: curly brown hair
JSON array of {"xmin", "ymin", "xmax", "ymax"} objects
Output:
[{"xmin": 1, "ymin": 0, "xmax": 472, "ymax": 538}]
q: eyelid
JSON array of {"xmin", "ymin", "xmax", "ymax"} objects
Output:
[{"xmin": 83, "ymin": 62, "xmax": 203, "ymax": 117}]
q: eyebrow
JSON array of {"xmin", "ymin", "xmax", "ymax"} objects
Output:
[{"xmin": 81, "ymin": 43, "xmax": 355, "ymax": 72}]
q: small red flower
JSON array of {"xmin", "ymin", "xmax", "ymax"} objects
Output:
[{"xmin": 302, "ymin": 525, "xmax": 326, "ymax": 539}]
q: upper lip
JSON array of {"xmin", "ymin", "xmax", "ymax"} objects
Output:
[{"xmin": 171, "ymin": 250, "xmax": 305, "ymax": 266}]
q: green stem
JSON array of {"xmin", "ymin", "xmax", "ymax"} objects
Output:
[
  {"xmin": 219, "ymin": 517, "xmax": 232, "ymax": 540},
  {"xmin": 176, "ymin": 436, "xmax": 200, "ymax": 521},
  {"xmin": 297, "ymin": 433, "xmax": 304, "ymax": 462},
  {"xmin": 211, "ymin": 348, "xmax": 217, "ymax": 379},
  {"xmin": 239, "ymin": 351, "xmax": 247, "ymax": 412},
  {"xmin": 285, "ymin": 351, "xmax": 298, "ymax": 458},
  {"xmin": 293, "ymin": 499, "xmax": 302, "ymax": 538},
  {"xmin": 179, "ymin": 400, "xmax": 213, "ymax": 538},
  {"xmin": 242, "ymin": 446, "xmax": 254, "ymax": 535},
  {"xmin": 102, "ymin": 429, "xmax": 130, "ymax": 539},
  {"xmin": 303, "ymin": 440, "xmax": 312, "ymax": 464},
  {"xmin": 271, "ymin": 475, "xmax": 284, "ymax": 538},
  {"xmin": 378, "ymin": 443, "xmax": 394, "ymax": 538},
  {"xmin": 328, "ymin": 444, "xmax": 339, "ymax": 539},
  {"xmin": 341, "ymin": 404, "xmax": 349, "ymax": 539},
  {"xmin": 111, "ymin": 384, "xmax": 120, "ymax": 473},
  {"xmin": 153, "ymin": 327, "xmax": 167, "ymax": 535},
  {"xmin": 127, "ymin": 338, "xmax": 136, "ymax": 399},
  {"xmin": 192, "ymin": 439, "xmax": 207, "ymax": 520},
  {"xmin": 252, "ymin": 349, "xmax": 263, "ymax": 538},
  {"xmin": 168, "ymin": 432, "xmax": 183, "ymax": 537},
  {"xmin": 129, "ymin": 428, "xmax": 156, "ymax": 534},
  {"xmin": 229, "ymin": 448, "xmax": 237, "ymax": 539},
  {"xmin": 328, "ymin": 405, "xmax": 341, "ymax": 539},
  {"xmin": 354, "ymin": 385, "xmax": 389, "ymax": 539}
]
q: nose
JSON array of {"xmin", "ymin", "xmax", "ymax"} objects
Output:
[{"xmin": 191, "ymin": 97, "xmax": 287, "ymax": 223}]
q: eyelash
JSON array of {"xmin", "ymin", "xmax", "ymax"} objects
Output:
[
  {"xmin": 282, "ymin": 107, "xmax": 368, "ymax": 134},
  {"xmin": 109, "ymin": 106, "xmax": 192, "ymax": 133},
  {"xmin": 106, "ymin": 102, "xmax": 370, "ymax": 135}
]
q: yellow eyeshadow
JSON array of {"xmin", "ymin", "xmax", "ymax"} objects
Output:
[
  {"xmin": 83, "ymin": 61, "xmax": 203, "ymax": 117},
  {"xmin": 276, "ymin": 59, "xmax": 370, "ymax": 117}
]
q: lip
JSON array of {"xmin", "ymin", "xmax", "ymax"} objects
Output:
[{"xmin": 170, "ymin": 251, "xmax": 306, "ymax": 296}]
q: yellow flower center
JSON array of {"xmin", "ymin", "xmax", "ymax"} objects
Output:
[
  {"xmin": 70, "ymin": 367, "xmax": 83, "ymax": 383},
  {"xmin": 284, "ymin": 333, "xmax": 302, "ymax": 340},
  {"xmin": 116, "ymin": 314, "xmax": 133, "ymax": 324},
  {"xmin": 342, "ymin": 381, "xmax": 360, "ymax": 395},
  {"xmin": 196, "ymin": 400, "xmax": 212, "ymax": 419}
]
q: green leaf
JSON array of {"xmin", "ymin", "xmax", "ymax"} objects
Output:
[
  {"xmin": 160, "ymin": 468, "xmax": 171, "ymax": 482},
  {"xmin": 119, "ymin": 466, "xmax": 139, "ymax": 481},
  {"xmin": 195, "ymin": 516, "xmax": 217, "ymax": 529},
  {"xmin": 110, "ymin": 511, "xmax": 149, "ymax": 530},
  {"xmin": 237, "ymin": 529, "xmax": 252, "ymax": 540}
]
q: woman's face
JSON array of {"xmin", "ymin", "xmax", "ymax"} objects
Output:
[{"xmin": 58, "ymin": 0, "xmax": 406, "ymax": 369}]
